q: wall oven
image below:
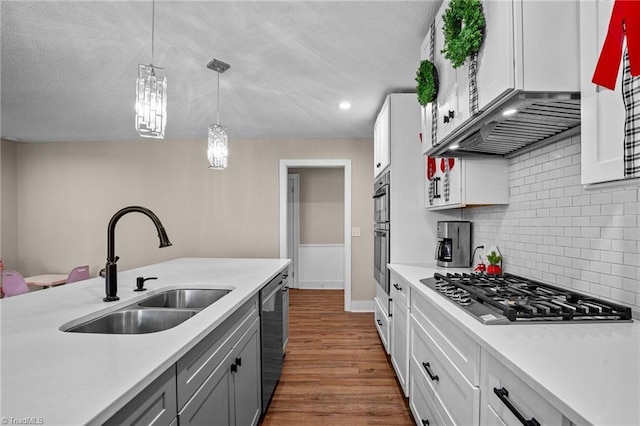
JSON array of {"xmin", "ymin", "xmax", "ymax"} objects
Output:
[
  {"xmin": 373, "ymin": 171, "xmax": 390, "ymax": 295},
  {"xmin": 374, "ymin": 223, "xmax": 389, "ymax": 293},
  {"xmin": 373, "ymin": 171, "xmax": 390, "ymax": 224}
]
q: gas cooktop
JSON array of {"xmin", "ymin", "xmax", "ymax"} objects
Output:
[{"xmin": 420, "ymin": 273, "xmax": 633, "ymax": 325}]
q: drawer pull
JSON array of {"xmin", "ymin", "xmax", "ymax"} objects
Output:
[
  {"xmin": 393, "ymin": 283, "xmax": 403, "ymax": 291},
  {"xmin": 493, "ymin": 387, "xmax": 540, "ymax": 426},
  {"xmin": 422, "ymin": 362, "xmax": 439, "ymax": 382},
  {"xmin": 421, "ymin": 420, "xmax": 430, "ymax": 426},
  {"xmin": 377, "ymin": 319, "xmax": 383, "ymax": 326}
]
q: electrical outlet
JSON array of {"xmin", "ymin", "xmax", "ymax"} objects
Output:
[{"xmin": 351, "ymin": 227, "xmax": 361, "ymax": 237}]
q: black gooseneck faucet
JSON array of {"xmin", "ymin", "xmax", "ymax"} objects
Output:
[{"xmin": 104, "ymin": 206, "xmax": 172, "ymax": 302}]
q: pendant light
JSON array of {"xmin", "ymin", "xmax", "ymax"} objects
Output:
[
  {"xmin": 135, "ymin": 0, "xmax": 167, "ymax": 139},
  {"xmin": 206, "ymin": 59, "xmax": 230, "ymax": 170}
]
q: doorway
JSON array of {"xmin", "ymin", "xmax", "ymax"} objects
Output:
[{"xmin": 279, "ymin": 159, "xmax": 352, "ymax": 312}]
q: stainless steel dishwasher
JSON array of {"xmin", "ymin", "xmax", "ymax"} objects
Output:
[{"xmin": 260, "ymin": 272, "xmax": 286, "ymax": 414}]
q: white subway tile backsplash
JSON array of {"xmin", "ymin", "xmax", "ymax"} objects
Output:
[{"xmin": 464, "ymin": 135, "xmax": 640, "ymax": 311}]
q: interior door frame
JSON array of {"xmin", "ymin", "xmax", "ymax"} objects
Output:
[
  {"xmin": 287, "ymin": 173, "xmax": 300, "ymax": 289},
  {"xmin": 279, "ymin": 159, "xmax": 352, "ymax": 312}
]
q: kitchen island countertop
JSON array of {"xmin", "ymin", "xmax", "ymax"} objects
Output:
[
  {"xmin": 390, "ymin": 263, "xmax": 640, "ymax": 426},
  {"xmin": 0, "ymin": 257, "xmax": 290, "ymax": 425}
]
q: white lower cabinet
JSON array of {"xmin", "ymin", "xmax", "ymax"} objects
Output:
[
  {"xmin": 374, "ymin": 295, "xmax": 390, "ymax": 354},
  {"xmin": 410, "ymin": 317, "xmax": 480, "ymax": 425},
  {"xmin": 390, "ymin": 272, "xmax": 411, "ymax": 397},
  {"xmin": 409, "ymin": 289, "xmax": 480, "ymax": 426},
  {"xmin": 480, "ymin": 349, "xmax": 570, "ymax": 426},
  {"xmin": 405, "ymin": 288, "xmax": 574, "ymax": 426}
]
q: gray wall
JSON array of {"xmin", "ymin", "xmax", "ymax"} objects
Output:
[
  {"xmin": 9, "ymin": 137, "xmax": 375, "ymax": 303},
  {"xmin": 464, "ymin": 134, "xmax": 640, "ymax": 312}
]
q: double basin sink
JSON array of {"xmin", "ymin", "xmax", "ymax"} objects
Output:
[{"xmin": 63, "ymin": 289, "xmax": 231, "ymax": 335}]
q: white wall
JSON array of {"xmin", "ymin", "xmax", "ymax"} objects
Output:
[
  {"xmin": 13, "ymin": 137, "xmax": 375, "ymax": 302},
  {"xmin": 464, "ymin": 135, "xmax": 640, "ymax": 311}
]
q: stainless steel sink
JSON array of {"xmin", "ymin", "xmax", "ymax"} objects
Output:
[
  {"xmin": 138, "ymin": 289, "xmax": 231, "ymax": 309},
  {"xmin": 63, "ymin": 287, "xmax": 233, "ymax": 334},
  {"xmin": 65, "ymin": 308, "xmax": 198, "ymax": 334}
]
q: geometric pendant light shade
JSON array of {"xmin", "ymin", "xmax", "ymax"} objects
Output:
[
  {"xmin": 206, "ymin": 58, "xmax": 230, "ymax": 169},
  {"xmin": 135, "ymin": 64, "xmax": 166, "ymax": 138},
  {"xmin": 135, "ymin": 0, "xmax": 166, "ymax": 139}
]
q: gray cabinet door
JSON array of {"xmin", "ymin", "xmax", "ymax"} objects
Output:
[
  {"xmin": 233, "ymin": 319, "xmax": 262, "ymax": 426},
  {"xmin": 179, "ymin": 351, "xmax": 233, "ymax": 426},
  {"xmin": 105, "ymin": 367, "xmax": 177, "ymax": 426}
]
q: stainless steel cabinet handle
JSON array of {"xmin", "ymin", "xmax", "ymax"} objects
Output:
[{"xmin": 493, "ymin": 387, "xmax": 540, "ymax": 426}]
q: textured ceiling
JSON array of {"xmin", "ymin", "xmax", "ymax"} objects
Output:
[{"xmin": 1, "ymin": 1, "xmax": 441, "ymax": 143}]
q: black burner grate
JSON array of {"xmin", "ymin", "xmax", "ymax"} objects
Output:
[{"xmin": 430, "ymin": 272, "xmax": 632, "ymax": 322}]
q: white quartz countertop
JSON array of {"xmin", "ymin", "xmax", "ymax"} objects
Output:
[
  {"xmin": 0, "ymin": 257, "xmax": 290, "ymax": 425},
  {"xmin": 389, "ymin": 263, "xmax": 640, "ymax": 426}
]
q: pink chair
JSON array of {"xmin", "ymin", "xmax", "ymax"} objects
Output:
[
  {"xmin": 2, "ymin": 270, "xmax": 30, "ymax": 297},
  {"xmin": 66, "ymin": 265, "xmax": 90, "ymax": 284}
]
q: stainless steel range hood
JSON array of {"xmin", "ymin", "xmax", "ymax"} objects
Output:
[{"xmin": 424, "ymin": 90, "xmax": 581, "ymax": 158}]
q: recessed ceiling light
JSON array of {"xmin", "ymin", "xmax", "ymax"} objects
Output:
[
  {"xmin": 502, "ymin": 108, "xmax": 517, "ymax": 116},
  {"xmin": 339, "ymin": 101, "xmax": 351, "ymax": 110}
]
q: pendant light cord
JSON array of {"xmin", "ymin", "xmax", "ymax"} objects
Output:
[
  {"xmin": 216, "ymin": 71, "xmax": 220, "ymax": 125},
  {"xmin": 151, "ymin": 0, "xmax": 155, "ymax": 66}
]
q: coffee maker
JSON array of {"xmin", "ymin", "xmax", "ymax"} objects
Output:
[{"xmin": 436, "ymin": 221, "xmax": 471, "ymax": 267}]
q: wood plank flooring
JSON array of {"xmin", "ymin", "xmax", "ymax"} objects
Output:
[{"xmin": 260, "ymin": 289, "xmax": 415, "ymax": 426}]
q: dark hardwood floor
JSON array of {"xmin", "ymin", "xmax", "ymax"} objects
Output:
[{"xmin": 260, "ymin": 289, "xmax": 414, "ymax": 425}]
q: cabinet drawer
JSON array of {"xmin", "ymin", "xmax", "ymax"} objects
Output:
[
  {"xmin": 177, "ymin": 296, "xmax": 259, "ymax": 408},
  {"xmin": 481, "ymin": 350, "xmax": 567, "ymax": 426},
  {"xmin": 411, "ymin": 316, "xmax": 479, "ymax": 426},
  {"xmin": 105, "ymin": 367, "xmax": 177, "ymax": 426},
  {"xmin": 374, "ymin": 296, "xmax": 390, "ymax": 354},
  {"xmin": 411, "ymin": 289, "xmax": 479, "ymax": 384},
  {"xmin": 409, "ymin": 364, "xmax": 449, "ymax": 426},
  {"xmin": 390, "ymin": 272, "xmax": 410, "ymax": 308}
]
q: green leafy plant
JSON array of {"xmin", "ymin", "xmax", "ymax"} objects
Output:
[
  {"xmin": 441, "ymin": 0, "xmax": 486, "ymax": 68},
  {"xmin": 486, "ymin": 250, "xmax": 501, "ymax": 266},
  {"xmin": 416, "ymin": 59, "xmax": 439, "ymax": 106}
]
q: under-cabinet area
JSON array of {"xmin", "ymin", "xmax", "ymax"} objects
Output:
[{"xmin": 386, "ymin": 263, "xmax": 640, "ymax": 426}]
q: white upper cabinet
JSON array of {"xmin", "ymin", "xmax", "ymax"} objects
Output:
[
  {"xmin": 580, "ymin": 0, "xmax": 626, "ymax": 185},
  {"xmin": 374, "ymin": 98, "xmax": 390, "ymax": 178},
  {"xmin": 424, "ymin": 157, "xmax": 509, "ymax": 210},
  {"xmin": 425, "ymin": 0, "xmax": 580, "ymax": 153},
  {"xmin": 432, "ymin": 8, "xmax": 462, "ymax": 144}
]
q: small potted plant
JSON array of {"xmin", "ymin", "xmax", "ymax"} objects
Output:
[{"xmin": 486, "ymin": 250, "xmax": 502, "ymax": 275}]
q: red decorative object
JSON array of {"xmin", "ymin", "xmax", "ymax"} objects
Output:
[
  {"xmin": 474, "ymin": 262, "xmax": 486, "ymax": 273},
  {"xmin": 592, "ymin": 0, "xmax": 640, "ymax": 90},
  {"xmin": 440, "ymin": 157, "xmax": 455, "ymax": 172},
  {"xmin": 487, "ymin": 264, "xmax": 501, "ymax": 275},
  {"xmin": 426, "ymin": 156, "xmax": 437, "ymax": 181}
]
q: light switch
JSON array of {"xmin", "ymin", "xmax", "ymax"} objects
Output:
[{"xmin": 352, "ymin": 227, "xmax": 361, "ymax": 237}]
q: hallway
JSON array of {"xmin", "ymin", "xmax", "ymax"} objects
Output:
[{"xmin": 260, "ymin": 289, "xmax": 414, "ymax": 425}]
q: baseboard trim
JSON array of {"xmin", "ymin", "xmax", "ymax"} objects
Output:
[
  {"xmin": 350, "ymin": 300, "xmax": 374, "ymax": 312},
  {"xmin": 297, "ymin": 281, "xmax": 344, "ymax": 290}
]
